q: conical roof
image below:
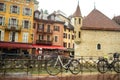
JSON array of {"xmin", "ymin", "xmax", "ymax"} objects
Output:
[
  {"xmin": 73, "ymin": 3, "xmax": 82, "ymax": 17},
  {"xmin": 82, "ymin": 9, "xmax": 120, "ymax": 31}
]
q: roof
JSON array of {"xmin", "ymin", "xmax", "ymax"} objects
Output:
[
  {"xmin": 82, "ymin": 9, "xmax": 120, "ymax": 31},
  {"xmin": 112, "ymin": 15, "xmax": 120, "ymax": 25},
  {"xmin": 72, "ymin": 3, "xmax": 82, "ymax": 17},
  {"xmin": 64, "ymin": 22, "xmax": 74, "ymax": 30}
]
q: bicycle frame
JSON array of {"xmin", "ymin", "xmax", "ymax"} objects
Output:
[{"xmin": 54, "ymin": 55, "xmax": 72, "ymax": 69}]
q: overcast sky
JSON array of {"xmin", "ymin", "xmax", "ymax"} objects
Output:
[{"xmin": 38, "ymin": 0, "xmax": 120, "ymax": 19}]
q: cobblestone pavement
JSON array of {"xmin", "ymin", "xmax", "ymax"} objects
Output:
[{"xmin": 0, "ymin": 73, "xmax": 120, "ymax": 80}]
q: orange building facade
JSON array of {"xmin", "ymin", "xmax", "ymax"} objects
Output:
[{"xmin": 33, "ymin": 10, "xmax": 65, "ymax": 55}]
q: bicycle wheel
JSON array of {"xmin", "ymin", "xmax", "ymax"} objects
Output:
[
  {"xmin": 45, "ymin": 58, "xmax": 61, "ymax": 76},
  {"xmin": 97, "ymin": 60, "xmax": 108, "ymax": 73},
  {"xmin": 113, "ymin": 60, "xmax": 120, "ymax": 73},
  {"xmin": 69, "ymin": 59, "xmax": 81, "ymax": 75}
]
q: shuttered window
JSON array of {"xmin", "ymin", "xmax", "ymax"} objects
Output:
[
  {"xmin": 23, "ymin": 7, "xmax": 32, "ymax": 16},
  {"xmin": 0, "ymin": 16, "xmax": 5, "ymax": 26},
  {"xmin": 22, "ymin": 32, "xmax": 29, "ymax": 43},
  {"xmin": 0, "ymin": 3, "xmax": 6, "ymax": 12}
]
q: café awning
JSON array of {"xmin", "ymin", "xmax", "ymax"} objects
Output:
[
  {"xmin": 33, "ymin": 45, "xmax": 66, "ymax": 50},
  {"xmin": 0, "ymin": 41, "xmax": 33, "ymax": 49}
]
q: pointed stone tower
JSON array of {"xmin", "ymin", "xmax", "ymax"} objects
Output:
[
  {"xmin": 72, "ymin": 2, "xmax": 82, "ymax": 44},
  {"xmin": 71, "ymin": 2, "xmax": 83, "ymax": 58}
]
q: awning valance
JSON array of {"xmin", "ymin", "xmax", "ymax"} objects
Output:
[
  {"xmin": 0, "ymin": 41, "xmax": 33, "ymax": 49},
  {"xmin": 33, "ymin": 45, "xmax": 66, "ymax": 50}
]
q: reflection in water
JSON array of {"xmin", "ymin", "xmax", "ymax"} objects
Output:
[
  {"xmin": 97, "ymin": 73, "xmax": 120, "ymax": 80},
  {"xmin": 0, "ymin": 73, "xmax": 120, "ymax": 80}
]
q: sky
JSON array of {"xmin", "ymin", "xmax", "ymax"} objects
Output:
[{"xmin": 38, "ymin": 0, "xmax": 120, "ymax": 19}]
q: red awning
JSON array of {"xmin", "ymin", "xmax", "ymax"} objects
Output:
[
  {"xmin": 33, "ymin": 45, "xmax": 66, "ymax": 50},
  {"xmin": 0, "ymin": 41, "xmax": 33, "ymax": 49}
]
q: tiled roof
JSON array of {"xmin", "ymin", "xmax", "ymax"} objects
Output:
[
  {"xmin": 72, "ymin": 4, "xmax": 82, "ymax": 17},
  {"xmin": 82, "ymin": 9, "xmax": 120, "ymax": 31},
  {"xmin": 112, "ymin": 15, "xmax": 120, "ymax": 25}
]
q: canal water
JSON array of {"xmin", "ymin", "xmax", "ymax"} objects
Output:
[{"xmin": 0, "ymin": 73, "xmax": 119, "ymax": 80}]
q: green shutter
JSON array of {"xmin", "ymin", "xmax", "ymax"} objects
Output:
[
  {"xmin": 30, "ymin": 8, "xmax": 32, "ymax": 16},
  {"xmin": 17, "ymin": 6, "xmax": 20, "ymax": 14},
  {"xmin": 10, "ymin": 5, "xmax": 12, "ymax": 13},
  {"xmin": 29, "ymin": 21, "xmax": 31, "ymax": 29},
  {"xmin": 23, "ymin": 8, "xmax": 25, "ymax": 15},
  {"xmin": 2, "ymin": 17, "xmax": 5, "ymax": 26},
  {"xmin": 4, "ymin": 4, "xmax": 6, "ymax": 12},
  {"xmin": 22, "ymin": 20, "xmax": 24, "ymax": 28},
  {"xmin": 8, "ymin": 18, "xmax": 11, "ymax": 28}
]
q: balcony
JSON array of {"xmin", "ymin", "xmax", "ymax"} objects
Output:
[
  {"xmin": 36, "ymin": 40, "xmax": 52, "ymax": 45},
  {"xmin": 37, "ymin": 29, "xmax": 53, "ymax": 34},
  {"xmin": 5, "ymin": 24, "xmax": 21, "ymax": 32}
]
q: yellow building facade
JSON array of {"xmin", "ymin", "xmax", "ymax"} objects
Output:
[
  {"xmin": 0, "ymin": 0, "xmax": 34, "ymax": 43},
  {"xmin": 0, "ymin": 0, "xmax": 37, "ymax": 56}
]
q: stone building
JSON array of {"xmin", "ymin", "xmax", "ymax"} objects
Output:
[{"xmin": 72, "ymin": 4, "xmax": 120, "ymax": 58}]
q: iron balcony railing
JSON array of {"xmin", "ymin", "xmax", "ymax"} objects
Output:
[
  {"xmin": 37, "ymin": 29, "xmax": 53, "ymax": 34},
  {"xmin": 36, "ymin": 40, "xmax": 52, "ymax": 45},
  {"xmin": 5, "ymin": 24, "xmax": 22, "ymax": 32}
]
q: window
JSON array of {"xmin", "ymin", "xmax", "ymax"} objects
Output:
[
  {"xmin": 10, "ymin": 5, "xmax": 19, "ymax": 14},
  {"xmin": 54, "ymin": 36, "xmax": 58, "ymax": 42},
  {"xmin": 22, "ymin": 32, "xmax": 28, "ymax": 43},
  {"xmin": 9, "ymin": 18, "xmax": 18, "ymax": 28},
  {"xmin": 97, "ymin": 44, "xmax": 101, "ymax": 50},
  {"xmin": 66, "ymin": 33, "xmax": 67, "ymax": 38},
  {"xmin": 68, "ymin": 34, "xmax": 70, "ymax": 39},
  {"xmin": 74, "ymin": 18, "xmax": 76, "ymax": 24},
  {"xmin": 63, "ymin": 33, "xmax": 66, "ymax": 38},
  {"xmin": 35, "ymin": 12, "xmax": 39, "ymax": 18},
  {"xmin": 23, "ymin": 20, "xmax": 30, "ymax": 29},
  {"xmin": 26, "ymin": 0, "xmax": 31, "ymax": 3},
  {"xmin": 68, "ymin": 43, "xmax": 70, "ymax": 48},
  {"xmin": 79, "ymin": 18, "xmax": 81, "ymax": 24},
  {"xmin": 63, "ymin": 42, "xmax": 67, "ymax": 47},
  {"xmin": 9, "ymin": 32, "xmax": 18, "ymax": 42},
  {"xmin": 54, "ymin": 26, "xmax": 59, "ymax": 31},
  {"xmin": 47, "ymin": 35, "xmax": 50, "ymax": 41},
  {"xmin": 73, "ymin": 44, "xmax": 74, "ymax": 48},
  {"xmin": 47, "ymin": 25, "xmax": 50, "ymax": 32},
  {"xmin": 0, "ymin": 3, "xmax": 5, "ymax": 12},
  {"xmin": 39, "ymin": 35, "xmax": 44, "ymax": 40},
  {"xmin": 63, "ymin": 33, "xmax": 67, "ymax": 38},
  {"xmin": 38, "ymin": 24, "xmax": 44, "ymax": 30},
  {"xmin": 0, "ymin": 16, "xmax": 5, "ymax": 26},
  {"xmin": 23, "ymin": 7, "xmax": 32, "ymax": 16},
  {"xmin": 72, "ymin": 35, "xmax": 74, "ymax": 40}
]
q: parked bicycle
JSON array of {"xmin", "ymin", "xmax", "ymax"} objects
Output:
[
  {"xmin": 45, "ymin": 55, "xmax": 81, "ymax": 76},
  {"xmin": 97, "ymin": 57, "xmax": 120, "ymax": 73}
]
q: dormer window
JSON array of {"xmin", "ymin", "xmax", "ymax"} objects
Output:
[
  {"xmin": 51, "ymin": 15, "xmax": 54, "ymax": 20},
  {"xmin": 35, "ymin": 12, "xmax": 39, "ymax": 18}
]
